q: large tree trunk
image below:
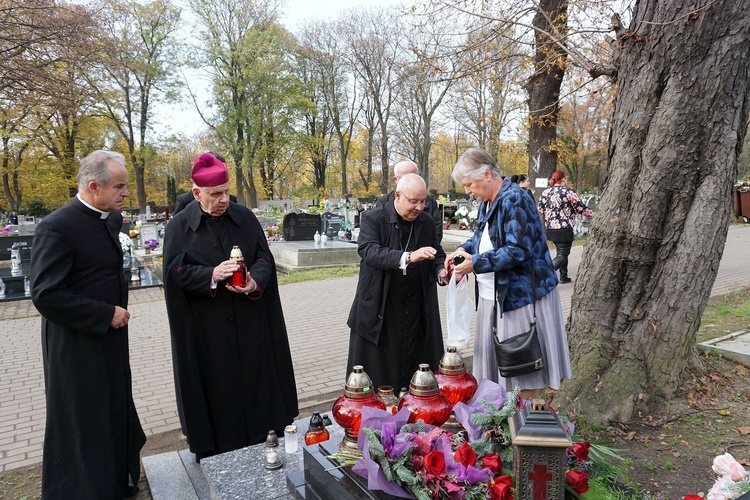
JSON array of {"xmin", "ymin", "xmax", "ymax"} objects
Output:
[
  {"xmin": 555, "ymin": 0, "xmax": 750, "ymax": 423},
  {"xmin": 526, "ymin": 0, "xmax": 567, "ymax": 187}
]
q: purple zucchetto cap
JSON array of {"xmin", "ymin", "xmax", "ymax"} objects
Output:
[{"xmin": 192, "ymin": 153, "xmax": 229, "ymax": 187}]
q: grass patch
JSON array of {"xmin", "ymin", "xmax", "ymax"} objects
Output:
[
  {"xmin": 277, "ymin": 264, "xmax": 359, "ymax": 285},
  {"xmin": 697, "ymin": 288, "xmax": 750, "ymax": 342}
]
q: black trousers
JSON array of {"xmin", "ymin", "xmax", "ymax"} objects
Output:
[{"xmin": 551, "ymin": 241, "xmax": 572, "ymax": 278}]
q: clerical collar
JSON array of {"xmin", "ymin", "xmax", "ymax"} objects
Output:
[{"xmin": 77, "ymin": 194, "xmax": 110, "ymax": 219}]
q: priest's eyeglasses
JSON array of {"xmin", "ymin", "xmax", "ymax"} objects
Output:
[{"xmin": 404, "ymin": 197, "xmax": 427, "ymax": 207}]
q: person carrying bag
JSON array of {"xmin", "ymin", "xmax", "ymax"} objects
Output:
[{"xmin": 443, "ymin": 148, "xmax": 571, "ymax": 400}]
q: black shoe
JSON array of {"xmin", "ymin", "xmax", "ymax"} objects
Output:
[{"xmin": 559, "ymin": 276, "xmax": 572, "ymax": 284}]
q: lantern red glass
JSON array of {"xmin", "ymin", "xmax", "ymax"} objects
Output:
[
  {"xmin": 229, "ymin": 245, "xmax": 246, "ymax": 286},
  {"xmin": 435, "ymin": 347, "xmax": 478, "ymax": 407},
  {"xmin": 397, "ymin": 364, "xmax": 452, "ymax": 427},
  {"xmin": 332, "ymin": 365, "xmax": 386, "ymax": 451}
]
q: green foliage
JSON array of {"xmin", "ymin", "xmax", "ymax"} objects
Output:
[
  {"xmin": 22, "ymin": 199, "xmax": 48, "ymax": 217},
  {"xmin": 446, "ymin": 189, "xmax": 470, "ymax": 200}
]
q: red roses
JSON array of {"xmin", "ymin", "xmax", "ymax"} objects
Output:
[
  {"xmin": 454, "ymin": 442, "xmax": 477, "ymax": 467},
  {"xmin": 489, "ymin": 475, "xmax": 514, "ymax": 500},
  {"xmin": 566, "ymin": 469, "xmax": 590, "ymax": 495},
  {"xmin": 570, "ymin": 441, "xmax": 590, "ymax": 462},
  {"xmin": 481, "ymin": 453, "xmax": 503, "ymax": 475},
  {"xmin": 423, "ymin": 449, "xmax": 446, "ymax": 476}
]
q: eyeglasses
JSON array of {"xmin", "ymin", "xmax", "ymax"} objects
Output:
[{"xmin": 403, "ymin": 196, "xmax": 427, "ymax": 207}]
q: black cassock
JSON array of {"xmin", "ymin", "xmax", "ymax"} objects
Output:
[
  {"xmin": 346, "ymin": 202, "xmax": 446, "ymax": 391},
  {"xmin": 163, "ymin": 201, "xmax": 298, "ymax": 456},
  {"xmin": 30, "ymin": 198, "xmax": 145, "ymax": 500}
]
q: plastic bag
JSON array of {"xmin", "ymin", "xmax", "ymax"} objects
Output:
[{"xmin": 445, "ymin": 274, "xmax": 473, "ymax": 348}]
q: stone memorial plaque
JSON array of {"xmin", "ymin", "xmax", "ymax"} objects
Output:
[
  {"xmin": 321, "ymin": 211, "xmax": 345, "ymax": 236},
  {"xmin": 139, "ymin": 223, "xmax": 159, "ymax": 247},
  {"xmin": 256, "ymin": 216, "xmax": 276, "ymax": 229},
  {"xmin": 282, "ymin": 213, "xmax": 321, "ymax": 241}
]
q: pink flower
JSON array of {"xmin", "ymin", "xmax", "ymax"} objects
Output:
[
  {"xmin": 712, "ymin": 453, "xmax": 748, "ymax": 482},
  {"xmin": 707, "ymin": 475, "xmax": 737, "ymax": 500}
]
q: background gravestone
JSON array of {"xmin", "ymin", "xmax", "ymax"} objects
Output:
[
  {"xmin": 321, "ymin": 212, "xmax": 345, "ymax": 238},
  {"xmin": 282, "ymin": 213, "xmax": 321, "ymax": 241},
  {"xmin": 139, "ymin": 223, "xmax": 159, "ymax": 247},
  {"xmin": 256, "ymin": 216, "xmax": 277, "ymax": 229}
]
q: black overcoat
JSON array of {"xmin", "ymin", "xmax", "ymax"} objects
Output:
[
  {"xmin": 30, "ymin": 197, "xmax": 146, "ymax": 500},
  {"xmin": 346, "ymin": 202, "xmax": 446, "ymax": 388},
  {"xmin": 163, "ymin": 201, "xmax": 298, "ymax": 455}
]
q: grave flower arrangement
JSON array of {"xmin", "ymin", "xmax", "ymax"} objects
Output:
[
  {"xmin": 704, "ymin": 452, "xmax": 750, "ymax": 499},
  {"xmin": 1, "ymin": 225, "xmax": 17, "ymax": 235},
  {"xmin": 350, "ymin": 381, "xmax": 622, "ymax": 500},
  {"xmin": 144, "ymin": 239, "xmax": 159, "ymax": 251},
  {"xmin": 118, "ymin": 232, "xmax": 133, "ymax": 254}
]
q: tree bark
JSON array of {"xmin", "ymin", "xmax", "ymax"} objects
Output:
[
  {"xmin": 555, "ymin": 0, "xmax": 750, "ymax": 423},
  {"xmin": 526, "ymin": 0, "xmax": 568, "ymax": 186}
]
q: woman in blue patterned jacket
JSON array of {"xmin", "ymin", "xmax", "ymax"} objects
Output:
[{"xmin": 446, "ymin": 148, "xmax": 571, "ymax": 399}]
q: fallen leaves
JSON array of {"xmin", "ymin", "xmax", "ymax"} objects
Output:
[{"xmin": 738, "ymin": 426, "xmax": 750, "ymax": 435}]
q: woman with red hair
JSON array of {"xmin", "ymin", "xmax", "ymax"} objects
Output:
[{"xmin": 537, "ymin": 171, "xmax": 593, "ymax": 283}]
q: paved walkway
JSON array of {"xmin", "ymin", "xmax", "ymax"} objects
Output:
[{"xmin": 1, "ymin": 225, "xmax": 749, "ymax": 472}]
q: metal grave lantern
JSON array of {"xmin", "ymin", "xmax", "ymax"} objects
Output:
[{"xmin": 509, "ymin": 399, "xmax": 572, "ymax": 500}]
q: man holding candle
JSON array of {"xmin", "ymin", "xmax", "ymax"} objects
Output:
[{"xmin": 163, "ymin": 152, "xmax": 297, "ymax": 461}]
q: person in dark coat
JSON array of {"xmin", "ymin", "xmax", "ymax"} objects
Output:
[
  {"xmin": 163, "ymin": 152, "xmax": 298, "ymax": 461},
  {"xmin": 30, "ymin": 150, "xmax": 146, "ymax": 499},
  {"xmin": 8, "ymin": 209, "xmax": 18, "ymax": 224},
  {"xmin": 347, "ymin": 173, "xmax": 448, "ymax": 391},
  {"xmin": 376, "ymin": 160, "xmax": 443, "ymax": 242}
]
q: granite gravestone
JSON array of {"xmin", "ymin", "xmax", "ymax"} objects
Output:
[
  {"xmin": 256, "ymin": 216, "xmax": 277, "ymax": 230},
  {"xmin": 139, "ymin": 223, "xmax": 159, "ymax": 248},
  {"xmin": 282, "ymin": 213, "xmax": 321, "ymax": 241},
  {"xmin": 321, "ymin": 212, "xmax": 345, "ymax": 238}
]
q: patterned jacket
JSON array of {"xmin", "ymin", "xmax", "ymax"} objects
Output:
[
  {"xmin": 459, "ymin": 178, "xmax": 558, "ymax": 312},
  {"xmin": 537, "ymin": 186, "xmax": 594, "ymax": 230}
]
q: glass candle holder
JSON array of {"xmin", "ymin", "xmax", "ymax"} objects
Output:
[{"xmin": 284, "ymin": 425, "xmax": 298, "ymax": 454}]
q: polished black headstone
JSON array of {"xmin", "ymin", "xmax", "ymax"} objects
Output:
[
  {"xmin": 302, "ymin": 439, "xmax": 397, "ymax": 500},
  {"xmin": 321, "ymin": 212, "xmax": 345, "ymax": 237},
  {"xmin": 283, "ymin": 213, "xmax": 322, "ymax": 241}
]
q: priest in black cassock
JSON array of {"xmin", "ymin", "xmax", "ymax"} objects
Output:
[
  {"xmin": 30, "ymin": 150, "xmax": 146, "ymax": 499},
  {"xmin": 163, "ymin": 152, "xmax": 298, "ymax": 461},
  {"xmin": 347, "ymin": 173, "xmax": 448, "ymax": 391}
]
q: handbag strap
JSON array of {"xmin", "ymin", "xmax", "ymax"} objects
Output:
[{"xmin": 492, "ymin": 260, "xmax": 536, "ymax": 334}]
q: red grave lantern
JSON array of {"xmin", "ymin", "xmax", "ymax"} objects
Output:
[
  {"xmin": 331, "ymin": 365, "xmax": 386, "ymax": 452},
  {"xmin": 435, "ymin": 347, "xmax": 478, "ymax": 432},
  {"xmin": 397, "ymin": 364, "xmax": 452, "ymax": 427},
  {"xmin": 435, "ymin": 346, "xmax": 478, "ymax": 406}
]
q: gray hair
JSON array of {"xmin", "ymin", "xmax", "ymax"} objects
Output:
[
  {"xmin": 451, "ymin": 148, "xmax": 504, "ymax": 183},
  {"xmin": 396, "ymin": 173, "xmax": 426, "ymax": 194},
  {"xmin": 77, "ymin": 150, "xmax": 126, "ymax": 192}
]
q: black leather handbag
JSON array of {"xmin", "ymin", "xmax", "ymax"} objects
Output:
[{"xmin": 492, "ymin": 264, "xmax": 544, "ymax": 378}]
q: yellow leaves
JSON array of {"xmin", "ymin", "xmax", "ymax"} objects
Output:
[{"xmin": 717, "ymin": 409, "xmax": 732, "ymax": 416}]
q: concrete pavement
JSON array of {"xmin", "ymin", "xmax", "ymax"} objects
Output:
[{"xmin": 1, "ymin": 224, "xmax": 749, "ymax": 472}]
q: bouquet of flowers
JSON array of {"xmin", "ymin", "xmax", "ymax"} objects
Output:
[
  {"xmin": 1, "ymin": 226, "xmax": 17, "ymax": 235},
  {"xmin": 352, "ymin": 407, "xmax": 513, "ymax": 499},
  {"xmin": 351, "ymin": 380, "xmax": 622, "ymax": 500},
  {"xmin": 118, "ymin": 233, "xmax": 133, "ymax": 254},
  {"xmin": 456, "ymin": 205, "xmax": 469, "ymax": 218},
  {"xmin": 702, "ymin": 452, "xmax": 750, "ymax": 499},
  {"xmin": 144, "ymin": 239, "xmax": 159, "ymax": 250}
]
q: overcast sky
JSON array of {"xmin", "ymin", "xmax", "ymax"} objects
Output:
[{"xmin": 155, "ymin": 0, "xmax": 405, "ymax": 138}]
